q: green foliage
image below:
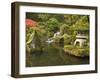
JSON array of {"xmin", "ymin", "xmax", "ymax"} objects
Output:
[
  {"xmin": 53, "ymin": 36, "xmax": 60, "ymax": 43},
  {"xmin": 72, "ymin": 16, "xmax": 89, "ymax": 30},
  {"xmin": 62, "ymin": 33, "xmax": 70, "ymax": 45},
  {"xmin": 46, "ymin": 18, "xmax": 59, "ymax": 33},
  {"xmin": 26, "ymin": 13, "xmax": 90, "ymax": 57},
  {"xmin": 26, "ymin": 13, "xmax": 89, "ymax": 38},
  {"xmin": 64, "ymin": 14, "xmax": 81, "ymax": 26},
  {"xmin": 26, "ymin": 26, "xmax": 47, "ymax": 54},
  {"xmin": 60, "ymin": 24, "xmax": 69, "ymax": 35},
  {"xmin": 26, "ymin": 27, "xmax": 34, "ymax": 44},
  {"xmin": 33, "ymin": 30, "xmax": 41, "ymax": 48},
  {"xmin": 38, "ymin": 13, "xmax": 50, "ymax": 21},
  {"xmin": 64, "ymin": 45, "xmax": 89, "ymax": 57},
  {"xmin": 47, "ymin": 31, "xmax": 54, "ymax": 38},
  {"xmin": 70, "ymin": 31, "xmax": 77, "ymax": 44}
]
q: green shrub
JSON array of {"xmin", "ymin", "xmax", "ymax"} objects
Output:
[{"xmin": 63, "ymin": 34, "xmax": 71, "ymax": 45}]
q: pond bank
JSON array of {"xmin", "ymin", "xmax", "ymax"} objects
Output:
[{"xmin": 64, "ymin": 45, "xmax": 89, "ymax": 57}]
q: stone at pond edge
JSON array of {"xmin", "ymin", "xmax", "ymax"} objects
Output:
[{"xmin": 64, "ymin": 45, "xmax": 89, "ymax": 57}]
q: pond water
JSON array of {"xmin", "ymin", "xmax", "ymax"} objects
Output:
[{"xmin": 26, "ymin": 43, "xmax": 89, "ymax": 67}]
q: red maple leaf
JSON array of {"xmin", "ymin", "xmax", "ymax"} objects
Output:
[{"xmin": 26, "ymin": 19, "xmax": 37, "ymax": 27}]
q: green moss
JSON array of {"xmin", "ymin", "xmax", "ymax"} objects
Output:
[{"xmin": 64, "ymin": 45, "xmax": 89, "ymax": 57}]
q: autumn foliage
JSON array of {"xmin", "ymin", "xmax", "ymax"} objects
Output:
[{"xmin": 26, "ymin": 19, "xmax": 38, "ymax": 27}]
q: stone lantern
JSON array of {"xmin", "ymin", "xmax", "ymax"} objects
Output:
[{"xmin": 74, "ymin": 30, "xmax": 88, "ymax": 48}]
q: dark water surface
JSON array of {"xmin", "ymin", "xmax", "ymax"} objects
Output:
[{"xmin": 26, "ymin": 43, "xmax": 89, "ymax": 67}]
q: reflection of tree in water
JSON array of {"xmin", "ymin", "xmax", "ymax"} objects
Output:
[{"xmin": 26, "ymin": 42, "xmax": 89, "ymax": 67}]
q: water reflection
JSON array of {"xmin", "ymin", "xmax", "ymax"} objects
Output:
[{"xmin": 26, "ymin": 42, "xmax": 89, "ymax": 67}]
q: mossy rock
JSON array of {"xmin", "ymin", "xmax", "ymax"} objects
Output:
[{"xmin": 64, "ymin": 45, "xmax": 89, "ymax": 57}]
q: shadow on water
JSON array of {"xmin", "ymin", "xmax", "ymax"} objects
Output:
[{"xmin": 26, "ymin": 42, "xmax": 89, "ymax": 67}]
